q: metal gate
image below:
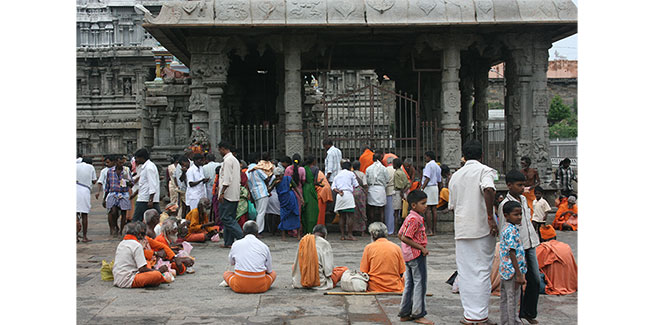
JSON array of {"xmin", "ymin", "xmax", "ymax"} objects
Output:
[{"xmin": 307, "ymin": 84, "xmax": 422, "ymax": 168}]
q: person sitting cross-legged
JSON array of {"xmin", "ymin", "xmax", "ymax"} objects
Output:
[
  {"xmin": 185, "ymin": 197, "xmax": 219, "ymax": 242},
  {"xmin": 112, "ymin": 222, "xmax": 169, "ymax": 288},
  {"xmin": 292, "ymin": 224, "xmax": 348, "ymax": 290},
  {"xmin": 360, "ymin": 222, "xmax": 406, "ymax": 293},
  {"xmin": 155, "ymin": 218, "xmax": 195, "ymax": 275},
  {"xmin": 223, "ymin": 221, "xmax": 277, "ymax": 293}
]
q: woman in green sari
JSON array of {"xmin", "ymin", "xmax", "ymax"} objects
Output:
[{"xmin": 302, "ymin": 156, "xmax": 321, "ymax": 235}]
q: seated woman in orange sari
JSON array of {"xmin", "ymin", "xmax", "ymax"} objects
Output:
[
  {"xmin": 553, "ymin": 196, "xmax": 578, "ymax": 231},
  {"xmin": 185, "ymin": 197, "xmax": 219, "ymax": 242}
]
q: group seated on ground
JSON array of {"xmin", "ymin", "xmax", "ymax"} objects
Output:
[
  {"xmin": 292, "ymin": 224, "xmax": 348, "ymax": 290},
  {"xmin": 553, "ymin": 195, "xmax": 578, "ymax": 231}
]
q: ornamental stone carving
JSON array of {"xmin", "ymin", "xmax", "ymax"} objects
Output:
[
  {"xmin": 327, "ymin": 0, "xmax": 365, "ymax": 24},
  {"xmin": 216, "ymin": 0, "xmax": 252, "ymax": 24},
  {"xmin": 188, "ymin": 91, "xmax": 208, "ymax": 112},
  {"xmin": 517, "ymin": 0, "xmax": 558, "ymax": 21},
  {"xmin": 408, "ymin": 0, "xmax": 445, "ymax": 22},
  {"xmin": 475, "ymin": 0, "xmax": 494, "ymax": 22},
  {"xmin": 287, "ymin": 0, "xmax": 327, "ymax": 24},
  {"xmin": 251, "ymin": 0, "xmax": 286, "ymax": 23},
  {"xmin": 445, "ymin": 0, "xmax": 475, "ymax": 23},
  {"xmin": 367, "ymin": 0, "xmax": 395, "ymax": 13}
]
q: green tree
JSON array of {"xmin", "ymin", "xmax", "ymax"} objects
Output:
[
  {"xmin": 547, "ymin": 95, "xmax": 571, "ymax": 126},
  {"xmin": 487, "ymin": 101, "xmax": 504, "ymax": 110}
]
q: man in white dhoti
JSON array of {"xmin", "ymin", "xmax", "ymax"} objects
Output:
[
  {"xmin": 186, "ymin": 153, "xmax": 209, "ymax": 211},
  {"xmin": 332, "ymin": 161, "xmax": 360, "ymax": 240},
  {"xmin": 421, "ymin": 151, "xmax": 442, "ymax": 236},
  {"xmin": 77, "ymin": 156, "xmax": 97, "ymax": 242},
  {"xmin": 365, "ymin": 151, "xmax": 389, "ymax": 225},
  {"xmin": 448, "ymin": 140, "xmax": 498, "ymax": 325}
]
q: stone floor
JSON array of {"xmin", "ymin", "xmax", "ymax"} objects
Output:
[{"xmin": 77, "ymin": 195, "xmax": 577, "ymax": 324}]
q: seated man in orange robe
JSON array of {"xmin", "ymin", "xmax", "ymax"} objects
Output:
[
  {"xmin": 536, "ymin": 239, "xmax": 577, "ymax": 295},
  {"xmin": 155, "ymin": 218, "xmax": 195, "ymax": 275},
  {"xmin": 185, "ymin": 197, "xmax": 219, "ymax": 242},
  {"xmin": 360, "ymin": 222, "xmax": 405, "ymax": 292},
  {"xmin": 223, "ymin": 221, "xmax": 277, "ymax": 293},
  {"xmin": 553, "ymin": 196, "xmax": 578, "ymax": 231},
  {"xmin": 292, "ymin": 224, "xmax": 347, "ymax": 290},
  {"xmin": 112, "ymin": 221, "xmax": 170, "ymax": 288}
]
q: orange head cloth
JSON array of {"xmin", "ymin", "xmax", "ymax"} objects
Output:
[
  {"xmin": 297, "ymin": 234, "xmax": 320, "ymax": 288},
  {"xmin": 540, "ymin": 225, "xmax": 557, "ymax": 241}
]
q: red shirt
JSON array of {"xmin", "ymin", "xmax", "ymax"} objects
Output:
[{"xmin": 398, "ymin": 210, "xmax": 428, "ymax": 262}]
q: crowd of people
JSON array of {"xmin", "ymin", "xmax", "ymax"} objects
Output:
[{"xmin": 76, "ymin": 137, "xmax": 578, "ymax": 324}]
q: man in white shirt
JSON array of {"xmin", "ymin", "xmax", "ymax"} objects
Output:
[
  {"xmin": 112, "ymin": 222, "xmax": 168, "ymax": 288},
  {"xmin": 133, "ymin": 148, "xmax": 161, "ymax": 223},
  {"xmin": 421, "ymin": 151, "xmax": 443, "ymax": 236},
  {"xmin": 448, "ymin": 140, "xmax": 498, "ymax": 324},
  {"xmin": 77, "ymin": 156, "xmax": 97, "ymax": 242},
  {"xmin": 366, "ymin": 151, "xmax": 390, "ymax": 224},
  {"xmin": 323, "ymin": 138, "xmax": 342, "ymax": 183},
  {"xmin": 217, "ymin": 141, "xmax": 244, "ymax": 247},
  {"xmin": 186, "ymin": 153, "xmax": 209, "ymax": 211},
  {"xmin": 202, "ymin": 153, "xmax": 221, "ymax": 199},
  {"xmin": 96, "ymin": 155, "xmax": 114, "ymax": 200},
  {"xmin": 223, "ymin": 221, "xmax": 276, "ymax": 293}
]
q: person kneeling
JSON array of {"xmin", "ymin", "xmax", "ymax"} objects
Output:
[
  {"xmin": 112, "ymin": 222, "xmax": 170, "ymax": 288},
  {"xmin": 223, "ymin": 221, "xmax": 277, "ymax": 293},
  {"xmin": 292, "ymin": 224, "xmax": 348, "ymax": 290}
]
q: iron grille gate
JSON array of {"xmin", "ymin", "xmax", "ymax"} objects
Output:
[{"xmin": 307, "ymin": 84, "xmax": 422, "ymax": 168}]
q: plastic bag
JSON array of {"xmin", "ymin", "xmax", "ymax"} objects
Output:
[
  {"xmin": 248, "ymin": 201, "xmax": 257, "ymax": 220},
  {"xmin": 210, "ymin": 233, "xmax": 221, "ymax": 242},
  {"xmin": 340, "ymin": 270, "xmax": 369, "ymax": 292},
  {"xmin": 401, "ymin": 199, "xmax": 409, "ymax": 218},
  {"xmin": 101, "ymin": 260, "xmax": 114, "ymax": 281}
]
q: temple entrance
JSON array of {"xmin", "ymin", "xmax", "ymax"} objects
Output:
[{"xmin": 306, "ymin": 82, "xmax": 434, "ymax": 168}]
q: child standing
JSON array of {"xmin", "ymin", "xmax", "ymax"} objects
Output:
[
  {"xmin": 498, "ymin": 169, "xmax": 541, "ymax": 324},
  {"xmin": 499, "ymin": 200, "xmax": 528, "ymax": 325},
  {"xmin": 397, "ymin": 190, "xmax": 433, "ymax": 325},
  {"xmin": 531, "ymin": 186, "xmax": 551, "ymax": 241}
]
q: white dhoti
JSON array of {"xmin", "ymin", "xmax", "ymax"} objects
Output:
[
  {"xmin": 255, "ymin": 196, "xmax": 269, "ymax": 233},
  {"xmin": 424, "ymin": 185, "xmax": 439, "ymax": 206},
  {"xmin": 455, "ymin": 234, "xmax": 496, "ymax": 322},
  {"xmin": 76, "ymin": 184, "xmax": 91, "ymax": 214},
  {"xmin": 334, "ymin": 190, "xmax": 355, "ymax": 212},
  {"xmin": 367, "ymin": 185, "xmax": 386, "ymax": 207}
]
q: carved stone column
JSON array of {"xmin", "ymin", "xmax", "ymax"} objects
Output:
[
  {"xmin": 152, "ymin": 118, "xmax": 161, "ymax": 147},
  {"xmin": 473, "ymin": 59, "xmax": 490, "ymax": 161},
  {"xmin": 459, "ymin": 67, "xmax": 474, "ymax": 144},
  {"xmin": 440, "ymin": 44, "xmax": 463, "ymax": 168},
  {"xmin": 188, "ymin": 36, "xmax": 232, "ymax": 152},
  {"xmin": 283, "ymin": 38, "xmax": 304, "ymax": 157},
  {"xmin": 503, "ymin": 33, "xmax": 553, "ymax": 183}
]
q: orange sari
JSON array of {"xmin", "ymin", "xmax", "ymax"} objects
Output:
[{"xmin": 315, "ymin": 171, "xmax": 333, "ymax": 225}]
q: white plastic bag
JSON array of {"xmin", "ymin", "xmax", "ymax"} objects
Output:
[{"xmin": 340, "ymin": 270, "xmax": 369, "ymax": 292}]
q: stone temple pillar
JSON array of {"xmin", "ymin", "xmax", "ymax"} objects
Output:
[
  {"xmin": 188, "ymin": 37, "xmax": 231, "ymax": 152},
  {"xmin": 283, "ymin": 38, "xmax": 304, "ymax": 157},
  {"xmin": 473, "ymin": 59, "xmax": 490, "ymax": 165},
  {"xmin": 440, "ymin": 44, "xmax": 463, "ymax": 168},
  {"xmin": 503, "ymin": 33, "xmax": 553, "ymax": 183}
]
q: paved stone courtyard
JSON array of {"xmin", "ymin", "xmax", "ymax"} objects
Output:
[{"xmin": 77, "ymin": 195, "xmax": 577, "ymax": 324}]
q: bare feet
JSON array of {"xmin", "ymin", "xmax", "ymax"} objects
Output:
[
  {"xmin": 219, "ymin": 244, "xmax": 231, "ymax": 248},
  {"xmin": 82, "ymin": 237, "xmax": 92, "ymax": 243},
  {"xmin": 346, "ymin": 236, "xmax": 356, "ymax": 241},
  {"xmin": 340, "ymin": 236, "xmax": 346, "ymax": 241},
  {"xmin": 522, "ymin": 318, "xmax": 538, "ymax": 324},
  {"xmin": 399, "ymin": 316, "xmax": 412, "ymax": 322},
  {"xmin": 413, "ymin": 317, "xmax": 434, "ymax": 324}
]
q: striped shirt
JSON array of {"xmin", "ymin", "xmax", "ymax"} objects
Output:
[
  {"xmin": 247, "ymin": 167, "xmax": 269, "ymax": 201},
  {"xmin": 556, "ymin": 166, "xmax": 576, "ymax": 191}
]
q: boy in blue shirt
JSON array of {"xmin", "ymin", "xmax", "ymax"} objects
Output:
[{"xmin": 499, "ymin": 200, "xmax": 527, "ymax": 325}]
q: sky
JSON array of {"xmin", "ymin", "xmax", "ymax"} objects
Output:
[{"xmin": 549, "ymin": 0, "xmax": 578, "ymax": 60}]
